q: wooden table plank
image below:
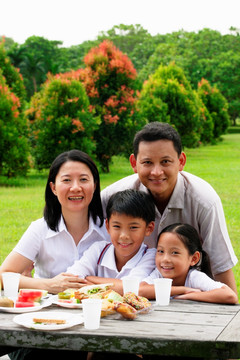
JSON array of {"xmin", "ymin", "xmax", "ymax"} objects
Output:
[
  {"xmin": 217, "ymin": 310, "xmax": 240, "ymax": 342},
  {"xmin": 0, "ymin": 300, "xmax": 239, "ymax": 359}
]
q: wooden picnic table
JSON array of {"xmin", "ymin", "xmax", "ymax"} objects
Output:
[{"xmin": 0, "ymin": 299, "xmax": 240, "ymax": 359}]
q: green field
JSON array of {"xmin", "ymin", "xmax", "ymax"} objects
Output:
[{"xmin": 0, "ymin": 133, "xmax": 240, "ymax": 297}]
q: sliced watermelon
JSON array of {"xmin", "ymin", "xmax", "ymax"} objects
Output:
[
  {"xmin": 15, "ymin": 301, "xmax": 36, "ymax": 308},
  {"xmin": 18, "ymin": 290, "xmax": 43, "ymax": 302}
]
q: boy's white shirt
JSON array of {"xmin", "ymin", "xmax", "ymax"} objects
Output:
[
  {"xmin": 143, "ymin": 268, "xmax": 224, "ymax": 291},
  {"xmin": 67, "ymin": 240, "xmax": 156, "ymax": 280}
]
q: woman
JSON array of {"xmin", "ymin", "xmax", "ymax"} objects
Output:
[{"xmin": 0, "ymin": 149, "xmax": 109, "ymax": 294}]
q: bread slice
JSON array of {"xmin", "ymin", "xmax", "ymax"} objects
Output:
[
  {"xmin": 33, "ymin": 317, "xmax": 66, "ymax": 325},
  {"xmin": 0, "ymin": 297, "xmax": 14, "ymax": 307}
]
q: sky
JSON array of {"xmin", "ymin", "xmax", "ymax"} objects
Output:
[{"xmin": 1, "ymin": 0, "xmax": 239, "ymax": 47}]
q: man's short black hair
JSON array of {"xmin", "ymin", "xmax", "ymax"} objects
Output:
[{"xmin": 133, "ymin": 122, "xmax": 182, "ymax": 158}]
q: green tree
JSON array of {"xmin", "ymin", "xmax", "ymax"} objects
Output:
[
  {"xmin": 0, "ymin": 71, "xmax": 29, "ymax": 177},
  {"xmin": 0, "ymin": 40, "xmax": 26, "ymax": 104},
  {"xmin": 210, "ymin": 51, "xmax": 240, "ymax": 125},
  {"xmin": 137, "ymin": 63, "xmax": 209, "ymax": 147},
  {"xmin": 198, "ymin": 78, "xmax": 229, "ymax": 139},
  {"xmin": 27, "ymin": 75, "xmax": 97, "ymax": 169},
  {"xmin": 139, "ymin": 29, "xmax": 240, "ymax": 121},
  {"xmin": 7, "ymin": 36, "xmax": 63, "ymax": 98}
]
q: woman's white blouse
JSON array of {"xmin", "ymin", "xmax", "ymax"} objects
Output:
[{"xmin": 13, "ymin": 216, "xmax": 110, "ymax": 278}]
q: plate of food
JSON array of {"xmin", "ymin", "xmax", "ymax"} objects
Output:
[
  {"xmin": 13, "ymin": 311, "xmax": 84, "ymax": 330},
  {"xmin": 53, "ymin": 284, "xmax": 114, "ymax": 309},
  {"xmin": 53, "ymin": 284, "xmax": 152, "ymax": 320},
  {"xmin": 0, "ymin": 289, "xmax": 51, "ymax": 313}
]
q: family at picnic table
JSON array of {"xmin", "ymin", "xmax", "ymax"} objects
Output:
[{"xmin": 0, "ymin": 122, "xmax": 238, "ymax": 359}]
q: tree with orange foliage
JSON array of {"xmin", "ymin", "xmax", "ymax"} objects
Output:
[{"xmin": 78, "ymin": 40, "xmax": 141, "ymax": 172}]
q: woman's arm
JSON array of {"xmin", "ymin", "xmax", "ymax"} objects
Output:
[
  {"xmin": 0, "ymin": 251, "xmax": 87, "ymax": 294},
  {"xmin": 175, "ymin": 285, "xmax": 238, "ymax": 304}
]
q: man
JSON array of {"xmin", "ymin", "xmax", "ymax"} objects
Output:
[{"xmin": 101, "ymin": 122, "xmax": 238, "ymax": 294}]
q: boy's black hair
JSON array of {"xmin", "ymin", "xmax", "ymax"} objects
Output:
[
  {"xmin": 106, "ymin": 189, "xmax": 155, "ymax": 224},
  {"xmin": 133, "ymin": 122, "xmax": 182, "ymax": 158},
  {"xmin": 158, "ymin": 223, "xmax": 213, "ymax": 279}
]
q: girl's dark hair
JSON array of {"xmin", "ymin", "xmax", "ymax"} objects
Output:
[
  {"xmin": 133, "ymin": 122, "xmax": 182, "ymax": 158},
  {"xmin": 44, "ymin": 149, "xmax": 103, "ymax": 231},
  {"xmin": 106, "ymin": 189, "xmax": 155, "ymax": 224},
  {"xmin": 159, "ymin": 223, "xmax": 213, "ymax": 278}
]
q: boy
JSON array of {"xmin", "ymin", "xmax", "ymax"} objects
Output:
[{"xmin": 67, "ymin": 189, "xmax": 156, "ymax": 293}]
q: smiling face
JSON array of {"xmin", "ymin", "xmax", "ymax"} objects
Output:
[
  {"xmin": 105, "ymin": 213, "xmax": 154, "ymax": 270},
  {"xmin": 50, "ymin": 160, "xmax": 96, "ymax": 218},
  {"xmin": 155, "ymin": 232, "xmax": 200, "ymax": 286},
  {"xmin": 130, "ymin": 140, "xmax": 186, "ymax": 203}
]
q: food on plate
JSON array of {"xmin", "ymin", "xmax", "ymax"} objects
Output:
[
  {"xmin": 15, "ymin": 289, "xmax": 47, "ymax": 308},
  {"xmin": 123, "ymin": 292, "xmax": 152, "ymax": 311},
  {"xmin": 101, "ymin": 289, "xmax": 123, "ymax": 302},
  {"xmin": 33, "ymin": 317, "xmax": 66, "ymax": 325},
  {"xmin": 73, "ymin": 284, "xmax": 115, "ymax": 302},
  {"xmin": 101, "ymin": 299, "xmax": 116, "ymax": 317},
  {"xmin": 18, "ymin": 289, "xmax": 45, "ymax": 302},
  {"xmin": 56, "ymin": 285, "xmax": 152, "ymax": 321},
  {"xmin": 15, "ymin": 301, "xmax": 40, "ymax": 308},
  {"xmin": 58, "ymin": 288, "xmax": 76, "ymax": 300},
  {"xmin": 75, "ymin": 283, "xmax": 114, "ymax": 296},
  {"xmin": 0, "ymin": 296, "xmax": 14, "ymax": 308},
  {"xmin": 113, "ymin": 301, "xmax": 137, "ymax": 320}
]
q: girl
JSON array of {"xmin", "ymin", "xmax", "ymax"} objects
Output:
[
  {"xmin": 0, "ymin": 149, "xmax": 109, "ymax": 294},
  {"xmin": 139, "ymin": 223, "xmax": 238, "ymax": 304}
]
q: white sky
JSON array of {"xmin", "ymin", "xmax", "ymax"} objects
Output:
[{"xmin": 1, "ymin": 0, "xmax": 239, "ymax": 47}]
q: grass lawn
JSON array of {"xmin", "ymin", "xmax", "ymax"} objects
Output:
[{"xmin": 0, "ymin": 133, "xmax": 240, "ymax": 297}]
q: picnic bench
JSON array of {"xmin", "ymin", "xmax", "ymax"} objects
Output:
[{"xmin": 0, "ymin": 299, "xmax": 240, "ymax": 359}]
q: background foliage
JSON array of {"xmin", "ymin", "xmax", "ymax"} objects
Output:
[
  {"xmin": 0, "ymin": 43, "xmax": 29, "ymax": 176},
  {"xmin": 0, "ymin": 25, "xmax": 240, "ymax": 175}
]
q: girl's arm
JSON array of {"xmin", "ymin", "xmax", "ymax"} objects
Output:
[
  {"xmin": 0, "ymin": 251, "xmax": 87, "ymax": 294},
  {"xmin": 175, "ymin": 285, "xmax": 238, "ymax": 304},
  {"xmin": 139, "ymin": 282, "xmax": 201, "ymax": 299}
]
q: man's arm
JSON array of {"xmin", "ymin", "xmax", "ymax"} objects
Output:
[{"xmin": 214, "ymin": 268, "xmax": 238, "ymax": 297}]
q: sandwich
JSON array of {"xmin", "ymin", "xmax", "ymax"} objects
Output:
[
  {"xmin": 74, "ymin": 283, "xmax": 114, "ymax": 300},
  {"xmin": 33, "ymin": 317, "xmax": 66, "ymax": 325}
]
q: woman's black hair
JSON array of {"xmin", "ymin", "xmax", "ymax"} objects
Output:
[
  {"xmin": 44, "ymin": 149, "xmax": 103, "ymax": 231},
  {"xmin": 158, "ymin": 223, "xmax": 213, "ymax": 278},
  {"xmin": 106, "ymin": 189, "xmax": 155, "ymax": 224}
]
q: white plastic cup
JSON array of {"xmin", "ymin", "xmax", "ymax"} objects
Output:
[
  {"xmin": 81, "ymin": 298, "xmax": 102, "ymax": 330},
  {"xmin": 2, "ymin": 272, "xmax": 20, "ymax": 298},
  {"xmin": 122, "ymin": 276, "xmax": 140, "ymax": 295},
  {"xmin": 154, "ymin": 278, "xmax": 173, "ymax": 306}
]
